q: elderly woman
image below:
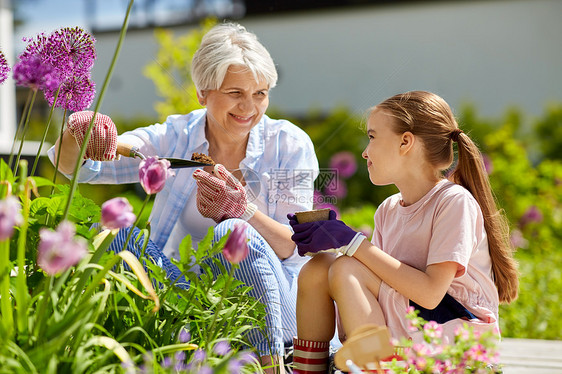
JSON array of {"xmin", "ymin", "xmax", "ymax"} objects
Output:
[{"xmin": 50, "ymin": 23, "xmax": 318, "ymax": 373}]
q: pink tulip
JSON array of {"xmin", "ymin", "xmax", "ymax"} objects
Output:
[
  {"xmin": 138, "ymin": 156, "xmax": 175, "ymax": 195},
  {"xmin": 101, "ymin": 197, "xmax": 136, "ymax": 229},
  {"xmin": 0, "ymin": 196, "xmax": 23, "ymax": 241},
  {"xmin": 38, "ymin": 221, "xmax": 88, "ymax": 276},
  {"xmin": 223, "ymin": 223, "xmax": 249, "ymax": 264}
]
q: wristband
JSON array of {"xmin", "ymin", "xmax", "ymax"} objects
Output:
[
  {"xmin": 240, "ymin": 202, "xmax": 258, "ymax": 221},
  {"xmin": 343, "ymin": 232, "xmax": 367, "ymax": 257}
]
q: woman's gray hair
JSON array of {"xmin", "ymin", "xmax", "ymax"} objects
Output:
[{"xmin": 191, "ymin": 23, "xmax": 278, "ymax": 95}]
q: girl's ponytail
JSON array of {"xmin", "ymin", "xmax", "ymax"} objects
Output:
[
  {"xmin": 449, "ymin": 132, "xmax": 519, "ymax": 303},
  {"xmin": 377, "ymin": 91, "xmax": 519, "ymax": 304}
]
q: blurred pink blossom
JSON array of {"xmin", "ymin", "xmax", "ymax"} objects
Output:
[
  {"xmin": 139, "ymin": 156, "xmax": 175, "ymax": 194},
  {"xmin": 324, "ymin": 178, "xmax": 347, "ymax": 199},
  {"xmin": 223, "ymin": 223, "xmax": 249, "ymax": 264},
  {"xmin": 0, "ymin": 196, "xmax": 23, "ymax": 241},
  {"xmin": 101, "ymin": 197, "xmax": 136, "ymax": 229},
  {"xmin": 519, "ymin": 205, "xmax": 543, "ymax": 227},
  {"xmin": 38, "ymin": 221, "xmax": 88, "ymax": 275},
  {"xmin": 329, "ymin": 151, "xmax": 358, "ymax": 179}
]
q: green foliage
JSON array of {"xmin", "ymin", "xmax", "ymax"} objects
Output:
[
  {"xmin": 534, "ymin": 104, "xmax": 562, "ymax": 162},
  {"xmin": 143, "ymin": 18, "xmax": 217, "ymax": 121}
]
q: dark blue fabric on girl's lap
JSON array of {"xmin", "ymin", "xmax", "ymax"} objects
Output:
[{"xmin": 410, "ymin": 293, "xmax": 476, "ymax": 324}]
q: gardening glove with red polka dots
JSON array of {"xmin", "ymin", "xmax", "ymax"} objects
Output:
[
  {"xmin": 288, "ymin": 210, "xmax": 366, "ymax": 257},
  {"xmin": 67, "ymin": 110, "xmax": 118, "ymax": 161},
  {"xmin": 193, "ymin": 164, "xmax": 257, "ymax": 223}
]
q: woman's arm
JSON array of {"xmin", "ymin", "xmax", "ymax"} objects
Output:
[
  {"xmin": 354, "ymin": 240, "xmax": 458, "ymax": 308},
  {"xmin": 53, "ymin": 129, "xmax": 82, "ymax": 175},
  {"xmin": 247, "ymin": 210, "xmax": 296, "ymax": 260}
]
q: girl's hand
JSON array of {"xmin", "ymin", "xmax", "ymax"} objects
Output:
[
  {"xmin": 193, "ymin": 164, "xmax": 257, "ymax": 223},
  {"xmin": 288, "ymin": 210, "xmax": 366, "ymax": 257},
  {"xmin": 66, "ymin": 111, "xmax": 118, "ymax": 161}
]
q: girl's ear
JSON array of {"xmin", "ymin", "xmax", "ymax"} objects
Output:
[
  {"xmin": 399, "ymin": 131, "xmax": 415, "ymax": 155},
  {"xmin": 197, "ymin": 91, "xmax": 207, "ymax": 106}
]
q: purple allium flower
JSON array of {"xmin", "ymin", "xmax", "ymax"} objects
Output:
[
  {"xmin": 161, "ymin": 356, "xmax": 172, "ymax": 368},
  {"xmin": 174, "ymin": 350, "xmax": 186, "ymax": 362},
  {"xmin": 329, "ymin": 151, "xmax": 358, "ymax": 179},
  {"xmin": 198, "ymin": 366, "xmax": 212, "ymax": 374},
  {"xmin": 223, "ymin": 223, "xmax": 249, "ymax": 264},
  {"xmin": 519, "ymin": 205, "xmax": 543, "ymax": 227},
  {"xmin": 44, "ymin": 74, "xmax": 95, "ymax": 111},
  {"xmin": 238, "ymin": 351, "xmax": 257, "ymax": 365},
  {"xmin": 48, "ymin": 26, "xmax": 96, "ymax": 78},
  {"xmin": 227, "ymin": 358, "xmax": 243, "ymax": 372},
  {"xmin": 0, "ymin": 196, "xmax": 23, "ymax": 241},
  {"xmin": 139, "ymin": 156, "xmax": 175, "ymax": 195},
  {"xmin": 37, "ymin": 221, "xmax": 88, "ymax": 275},
  {"xmin": 101, "ymin": 197, "xmax": 136, "ymax": 229},
  {"xmin": 192, "ymin": 349, "xmax": 206, "ymax": 363},
  {"xmin": 12, "ymin": 55, "xmax": 60, "ymax": 91},
  {"xmin": 213, "ymin": 341, "xmax": 231, "ymax": 356},
  {"xmin": 179, "ymin": 328, "xmax": 191, "ymax": 343},
  {"xmin": 0, "ymin": 50, "xmax": 10, "ymax": 84}
]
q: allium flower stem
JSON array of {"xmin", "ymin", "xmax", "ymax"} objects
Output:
[
  {"xmin": 62, "ymin": 0, "xmax": 134, "ymax": 221},
  {"xmin": 121, "ymin": 193, "xmax": 151, "ymax": 253},
  {"xmin": 8, "ymin": 89, "xmax": 35, "ymax": 170},
  {"xmin": 0, "ymin": 238, "xmax": 14, "ymax": 338},
  {"xmin": 12, "ymin": 90, "xmax": 38, "ymax": 176},
  {"xmin": 15, "ymin": 161, "xmax": 31, "ymax": 335},
  {"xmin": 50, "ymin": 109, "xmax": 68, "ymax": 195},
  {"xmin": 31, "ymin": 87, "xmax": 60, "ymax": 176}
]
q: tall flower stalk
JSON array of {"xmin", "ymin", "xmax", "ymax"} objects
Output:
[{"xmin": 62, "ymin": 0, "xmax": 135, "ymax": 221}]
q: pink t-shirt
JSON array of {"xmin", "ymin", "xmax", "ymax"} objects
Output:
[{"xmin": 373, "ymin": 179, "xmax": 500, "ymax": 343}]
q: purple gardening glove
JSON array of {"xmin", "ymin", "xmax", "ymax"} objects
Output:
[{"xmin": 287, "ymin": 209, "xmax": 367, "ymax": 257}]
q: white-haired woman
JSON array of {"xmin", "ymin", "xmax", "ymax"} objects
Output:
[{"xmin": 51, "ymin": 23, "xmax": 318, "ymax": 373}]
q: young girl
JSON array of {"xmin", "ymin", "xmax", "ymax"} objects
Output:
[{"xmin": 288, "ymin": 91, "xmax": 519, "ymax": 373}]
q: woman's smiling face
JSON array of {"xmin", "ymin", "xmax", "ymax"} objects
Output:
[{"xmin": 202, "ymin": 65, "xmax": 270, "ymax": 136}]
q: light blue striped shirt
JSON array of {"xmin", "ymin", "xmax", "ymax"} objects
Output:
[{"xmin": 49, "ymin": 109, "xmax": 318, "ymax": 265}]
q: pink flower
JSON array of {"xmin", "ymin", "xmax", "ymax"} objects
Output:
[
  {"xmin": 101, "ymin": 197, "xmax": 136, "ymax": 229},
  {"xmin": 138, "ymin": 156, "xmax": 175, "ymax": 194},
  {"xmin": 223, "ymin": 223, "xmax": 249, "ymax": 264},
  {"xmin": 0, "ymin": 196, "xmax": 23, "ymax": 241},
  {"xmin": 423, "ymin": 320, "xmax": 443, "ymax": 339},
  {"xmin": 38, "ymin": 221, "xmax": 88, "ymax": 276},
  {"xmin": 329, "ymin": 151, "xmax": 358, "ymax": 178},
  {"xmin": 510, "ymin": 229, "xmax": 528, "ymax": 249},
  {"xmin": 324, "ymin": 178, "xmax": 347, "ymax": 199}
]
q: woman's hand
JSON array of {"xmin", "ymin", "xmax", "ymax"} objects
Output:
[
  {"xmin": 193, "ymin": 164, "xmax": 257, "ymax": 223},
  {"xmin": 66, "ymin": 111, "xmax": 118, "ymax": 161}
]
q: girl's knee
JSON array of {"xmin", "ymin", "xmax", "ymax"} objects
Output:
[
  {"xmin": 298, "ymin": 253, "xmax": 336, "ymax": 289},
  {"xmin": 327, "ymin": 256, "xmax": 361, "ymax": 292}
]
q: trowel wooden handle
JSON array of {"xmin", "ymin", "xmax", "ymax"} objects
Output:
[
  {"xmin": 116, "ymin": 143, "xmax": 146, "ymax": 159},
  {"xmin": 116, "ymin": 143, "xmax": 135, "ymax": 158}
]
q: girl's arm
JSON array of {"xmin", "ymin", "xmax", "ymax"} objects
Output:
[{"xmin": 354, "ymin": 239, "xmax": 459, "ymax": 309}]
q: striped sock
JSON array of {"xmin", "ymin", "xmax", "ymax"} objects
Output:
[{"xmin": 292, "ymin": 337, "xmax": 330, "ymax": 374}]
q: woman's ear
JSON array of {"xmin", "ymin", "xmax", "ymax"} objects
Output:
[
  {"xmin": 197, "ymin": 91, "xmax": 206, "ymax": 106},
  {"xmin": 399, "ymin": 131, "xmax": 415, "ymax": 155}
]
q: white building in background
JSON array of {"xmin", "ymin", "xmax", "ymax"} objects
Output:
[{"xmin": 54, "ymin": 0, "xmax": 562, "ymax": 122}]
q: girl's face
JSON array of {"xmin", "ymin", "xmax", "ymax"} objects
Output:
[
  {"xmin": 362, "ymin": 109, "xmax": 405, "ymax": 186},
  {"xmin": 201, "ymin": 65, "xmax": 270, "ymax": 136}
]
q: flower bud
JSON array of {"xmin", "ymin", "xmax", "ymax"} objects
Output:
[
  {"xmin": 0, "ymin": 196, "xmax": 23, "ymax": 241},
  {"xmin": 139, "ymin": 156, "xmax": 175, "ymax": 195},
  {"xmin": 222, "ymin": 223, "xmax": 249, "ymax": 264},
  {"xmin": 38, "ymin": 221, "xmax": 88, "ymax": 276},
  {"xmin": 101, "ymin": 197, "xmax": 136, "ymax": 229}
]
